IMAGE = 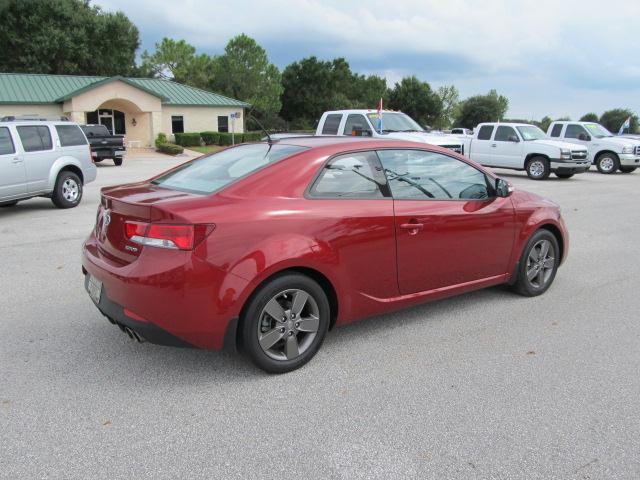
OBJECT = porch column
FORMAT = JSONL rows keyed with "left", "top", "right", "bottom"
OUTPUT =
{"left": 150, "top": 111, "right": 162, "bottom": 147}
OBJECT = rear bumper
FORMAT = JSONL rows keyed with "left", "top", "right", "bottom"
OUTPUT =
{"left": 92, "top": 149, "right": 125, "bottom": 160}
{"left": 81, "top": 232, "right": 248, "bottom": 350}
{"left": 84, "top": 164, "right": 98, "bottom": 184}
{"left": 619, "top": 154, "right": 640, "bottom": 167}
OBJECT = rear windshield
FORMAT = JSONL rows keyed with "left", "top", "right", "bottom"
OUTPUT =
{"left": 81, "top": 125, "right": 110, "bottom": 137}
{"left": 152, "top": 143, "right": 308, "bottom": 194}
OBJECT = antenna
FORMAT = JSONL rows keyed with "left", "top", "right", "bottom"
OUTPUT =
{"left": 249, "top": 113, "right": 274, "bottom": 144}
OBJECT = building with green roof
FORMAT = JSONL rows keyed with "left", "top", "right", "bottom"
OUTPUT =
{"left": 0, "top": 73, "right": 250, "bottom": 147}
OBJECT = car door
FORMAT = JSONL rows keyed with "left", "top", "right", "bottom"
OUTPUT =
{"left": 15, "top": 125, "right": 55, "bottom": 193}
{"left": 491, "top": 126, "right": 524, "bottom": 168}
{"left": 469, "top": 125, "right": 495, "bottom": 165}
{"left": 377, "top": 149, "right": 515, "bottom": 295}
{"left": 0, "top": 126, "right": 27, "bottom": 200}
{"left": 564, "top": 124, "right": 593, "bottom": 161}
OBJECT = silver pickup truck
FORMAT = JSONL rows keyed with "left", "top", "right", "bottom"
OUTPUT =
{"left": 0, "top": 118, "right": 96, "bottom": 208}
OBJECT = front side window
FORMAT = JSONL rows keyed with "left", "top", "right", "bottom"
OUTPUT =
{"left": 310, "top": 151, "right": 386, "bottom": 198}
{"left": 565, "top": 124, "right": 588, "bottom": 139}
{"left": 343, "top": 114, "right": 372, "bottom": 137}
{"left": 550, "top": 124, "right": 563, "bottom": 137}
{"left": 494, "top": 126, "right": 518, "bottom": 142}
{"left": 378, "top": 149, "right": 492, "bottom": 200}
{"left": 171, "top": 116, "right": 184, "bottom": 134}
{"left": 55, "top": 125, "right": 87, "bottom": 146}
{"left": 17, "top": 126, "right": 52, "bottom": 152}
{"left": 321, "top": 114, "right": 342, "bottom": 135}
{"left": 152, "top": 143, "right": 307, "bottom": 194}
{"left": 0, "top": 127, "right": 15, "bottom": 155}
{"left": 477, "top": 125, "right": 494, "bottom": 140}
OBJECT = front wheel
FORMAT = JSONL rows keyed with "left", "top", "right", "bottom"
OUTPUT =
{"left": 526, "top": 156, "right": 550, "bottom": 180}
{"left": 511, "top": 229, "right": 560, "bottom": 297}
{"left": 555, "top": 173, "right": 574, "bottom": 179}
{"left": 241, "top": 273, "right": 330, "bottom": 373}
{"left": 619, "top": 166, "right": 636, "bottom": 173}
{"left": 51, "top": 171, "right": 83, "bottom": 209}
{"left": 596, "top": 153, "right": 619, "bottom": 174}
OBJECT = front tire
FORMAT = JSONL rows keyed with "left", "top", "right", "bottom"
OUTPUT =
{"left": 596, "top": 153, "right": 619, "bottom": 174}
{"left": 526, "top": 156, "right": 550, "bottom": 180}
{"left": 619, "top": 166, "right": 636, "bottom": 173}
{"left": 241, "top": 273, "right": 330, "bottom": 373}
{"left": 511, "top": 229, "right": 560, "bottom": 297}
{"left": 51, "top": 171, "right": 83, "bottom": 209}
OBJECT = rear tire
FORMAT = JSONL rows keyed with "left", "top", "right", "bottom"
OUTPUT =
{"left": 51, "top": 171, "right": 83, "bottom": 209}
{"left": 114, "top": 158, "right": 123, "bottom": 166}
{"left": 619, "top": 166, "right": 636, "bottom": 173}
{"left": 241, "top": 273, "right": 330, "bottom": 373}
{"left": 596, "top": 153, "right": 619, "bottom": 174}
{"left": 526, "top": 156, "right": 550, "bottom": 180}
{"left": 555, "top": 173, "right": 574, "bottom": 179}
{"left": 0, "top": 201, "right": 18, "bottom": 207}
{"left": 511, "top": 229, "right": 560, "bottom": 297}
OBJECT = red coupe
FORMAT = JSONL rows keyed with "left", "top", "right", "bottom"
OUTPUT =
{"left": 82, "top": 137, "right": 568, "bottom": 373}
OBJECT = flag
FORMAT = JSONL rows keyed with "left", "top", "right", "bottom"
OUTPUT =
{"left": 376, "top": 98, "right": 383, "bottom": 132}
{"left": 618, "top": 116, "right": 631, "bottom": 134}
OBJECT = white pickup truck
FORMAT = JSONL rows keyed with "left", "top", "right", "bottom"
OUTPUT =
{"left": 315, "top": 110, "right": 465, "bottom": 155}
{"left": 462, "top": 122, "right": 590, "bottom": 180}
{"left": 547, "top": 121, "right": 640, "bottom": 174}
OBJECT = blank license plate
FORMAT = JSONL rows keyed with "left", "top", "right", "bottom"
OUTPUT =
{"left": 87, "top": 275, "right": 103, "bottom": 305}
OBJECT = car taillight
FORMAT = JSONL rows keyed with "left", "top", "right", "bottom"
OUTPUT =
{"left": 89, "top": 144, "right": 95, "bottom": 162}
{"left": 124, "top": 221, "right": 214, "bottom": 250}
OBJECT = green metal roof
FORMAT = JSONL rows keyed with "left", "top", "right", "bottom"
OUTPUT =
{"left": 0, "top": 73, "right": 250, "bottom": 107}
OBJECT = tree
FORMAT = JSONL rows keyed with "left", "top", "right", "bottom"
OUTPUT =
{"left": 0, "top": 0, "right": 139, "bottom": 75}
{"left": 599, "top": 108, "right": 638, "bottom": 134}
{"left": 455, "top": 90, "right": 509, "bottom": 129}
{"left": 280, "top": 56, "right": 356, "bottom": 129}
{"left": 580, "top": 112, "right": 599, "bottom": 122}
{"left": 538, "top": 116, "right": 552, "bottom": 132}
{"left": 436, "top": 85, "right": 460, "bottom": 130}
{"left": 351, "top": 74, "right": 389, "bottom": 110}
{"left": 388, "top": 76, "right": 443, "bottom": 129}
{"left": 140, "top": 38, "right": 198, "bottom": 82}
{"left": 210, "top": 34, "right": 283, "bottom": 126}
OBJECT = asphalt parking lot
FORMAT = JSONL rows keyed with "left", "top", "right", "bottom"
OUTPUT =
{"left": 1, "top": 154, "right": 639, "bottom": 480}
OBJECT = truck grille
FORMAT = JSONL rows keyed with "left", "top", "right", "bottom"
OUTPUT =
{"left": 571, "top": 150, "right": 588, "bottom": 160}
{"left": 636, "top": 146, "right": 640, "bottom": 156}
{"left": 443, "top": 145, "right": 464, "bottom": 155}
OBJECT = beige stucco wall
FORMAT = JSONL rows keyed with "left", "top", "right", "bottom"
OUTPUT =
{"left": 62, "top": 80, "right": 162, "bottom": 113}
{"left": 161, "top": 106, "right": 245, "bottom": 140}
{"left": 0, "top": 104, "right": 63, "bottom": 118}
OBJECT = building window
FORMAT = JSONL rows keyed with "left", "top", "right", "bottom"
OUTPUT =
{"left": 171, "top": 116, "right": 184, "bottom": 134}
{"left": 218, "top": 116, "right": 229, "bottom": 133}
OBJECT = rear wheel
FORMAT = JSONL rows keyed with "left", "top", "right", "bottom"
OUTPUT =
{"left": 114, "top": 158, "right": 123, "bottom": 166}
{"left": 511, "top": 229, "right": 560, "bottom": 297}
{"left": 555, "top": 173, "right": 574, "bottom": 179}
{"left": 241, "top": 273, "right": 330, "bottom": 373}
{"left": 526, "top": 156, "right": 550, "bottom": 180}
{"left": 596, "top": 153, "right": 619, "bottom": 174}
{"left": 51, "top": 171, "right": 83, "bottom": 209}
{"left": 619, "top": 166, "right": 636, "bottom": 173}
{"left": 0, "top": 201, "right": 18, "bottom": 207}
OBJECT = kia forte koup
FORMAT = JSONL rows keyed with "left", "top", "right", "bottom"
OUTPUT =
{"left": 82, "top": 137, "right": 568, "bottom": 373}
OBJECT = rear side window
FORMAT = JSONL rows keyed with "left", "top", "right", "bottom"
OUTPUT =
{"left": 309, "top": 151, "right": 386, "bottom": 198}
{"left": 321, "top": 114, "right": 342, "bottom": 135}
{"left": 494, "top": 126, "right": 517, "bottom": 142}
{"left": 550, "top": 124, "right": 563, "bottom": 137}
{"left": 0, "top": 127, "right": 15, "bottom": 155}
{"left": 17, "top": 126, "right": 52, "bottom": 152}
{"left": 152, "top": 143, "right": 307, "bottom": 194}
{"left": 56, "top": 125, "right": 87, "bottom": 146}
{"left": 477, "top": 125, "right": 494, "bottom": 140}
{"left": 343, "top": 114, "right": 372, "bottom": 137}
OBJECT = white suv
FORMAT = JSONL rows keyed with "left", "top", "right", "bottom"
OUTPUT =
{"left": 0, "top": 118, "right": 96, "bottom": 208}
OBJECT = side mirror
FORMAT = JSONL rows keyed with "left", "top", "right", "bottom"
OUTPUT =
{"left": 508, "top": 135, "right": 520, "bottom": 143}
{"left": 495, "top": 178, "right": 513, "bottom": 197}
{"left": 578, "top": 133, "right": 591, "bottom": 141}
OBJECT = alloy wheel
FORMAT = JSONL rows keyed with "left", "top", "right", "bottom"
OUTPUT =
{"left": 529, "top": 160, "right": 545, "bottom": 178}
{"left": 526, "top": 239, "right": 555, "bottom": 288}
{"left": 257, "top": 289, "right": 320, "bottom": 361}
{"left": 599, "top": 156, "right": 615, "bottom": 173}
{"left": 62, "top": 178, "right": 80, "bottom": 202}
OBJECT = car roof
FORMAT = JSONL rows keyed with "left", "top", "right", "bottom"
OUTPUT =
{"left": 0, "top": 120, "right": 78, "bottom": 126}
{"left": 323, "top": 109, "right": 405, "bottom": 116}
{"left": 478, "top": 122, "right": 535, "bottom": 128}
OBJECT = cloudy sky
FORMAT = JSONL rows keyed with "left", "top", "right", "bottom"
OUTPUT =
{"left": 98, "top": 0, "right": 639, "bottom": 121}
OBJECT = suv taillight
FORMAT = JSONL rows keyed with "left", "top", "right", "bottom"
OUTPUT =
{"left": 89, "top": 144, "right": 95, "bottom": 162}
{"left": 125, "top": 222, "right": 215, "bottom": 250}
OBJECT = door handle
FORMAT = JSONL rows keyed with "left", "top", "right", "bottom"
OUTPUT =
{"left": 400, "top": 223, "right": 424, "bottom": 235}
{"left": 491, "top": 143, "right": 497, "bottom": 147}
{"left": 11, "top": 157, "right": 23, "bottom": 164}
